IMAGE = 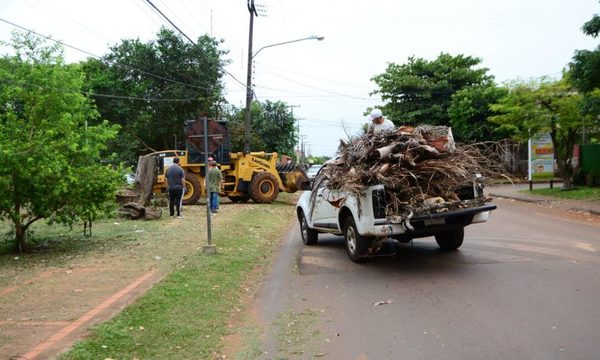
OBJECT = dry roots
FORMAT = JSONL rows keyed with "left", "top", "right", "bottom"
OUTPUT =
{"left": 320, "top": 125, "right": 504, "bottom": 217}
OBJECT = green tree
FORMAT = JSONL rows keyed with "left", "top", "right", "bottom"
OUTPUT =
{"left": 82, "top": 28, "right": 228, "bottom": 165}
{"left": 581, "top": 13, "right": 600, "bottom": 38}
{"left": 448, "top": 84, "right": 509, "bottom": 142}
{"left": 371, "top": 53, "right": 493, "bottom": 126}
{"left": 569, "top": 8, "right": 600, "bottom": 142}
{"left": 0, "top": 32, "right": 123, "bottom": 252}
{"left": 490, "top": 79, "right": 592, "bottom": 188}
{"left": 569, "top": 47, "right": 600, "bottom": 93}
{"left": 306, "top": 155, "right": 332, "bottom": 165}
{"left": 228, "top": 100, "right": 298, "bottom": 156}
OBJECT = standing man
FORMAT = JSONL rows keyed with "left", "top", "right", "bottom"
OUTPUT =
{"left": 368, "top": 108, "right": 395, "bottom": 134}
{"left": 166, "top": 157, "right": 185, "bottom": 218}
{"left": 208, "top": 156, "right": 220, "bottom": 210}
{"left": 208, "top": 160, "right": 222, "bottom": 214}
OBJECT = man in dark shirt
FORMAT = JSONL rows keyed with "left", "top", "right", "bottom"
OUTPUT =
{"left": 166, "top": 157, "right": 185, "bottom": 217}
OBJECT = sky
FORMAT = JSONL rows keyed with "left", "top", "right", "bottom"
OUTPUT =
{"left": 1, "top": 0, "right": 599, "bottom": 157}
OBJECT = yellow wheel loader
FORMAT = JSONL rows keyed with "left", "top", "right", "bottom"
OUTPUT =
{"left": 150, "top": 118, "right": 307, "bottom": 205}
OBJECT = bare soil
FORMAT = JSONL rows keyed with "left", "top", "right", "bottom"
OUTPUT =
{"left": 0, "top": 202, "right": 245, "bottom": 360}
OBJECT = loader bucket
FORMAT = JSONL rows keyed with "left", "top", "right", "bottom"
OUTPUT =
{"left": 276, "top": 164, "right": 309, "bottom": 193}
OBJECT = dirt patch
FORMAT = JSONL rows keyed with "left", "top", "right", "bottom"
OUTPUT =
{"left": 0, "top": 202, "right": 243, "bottom": 359}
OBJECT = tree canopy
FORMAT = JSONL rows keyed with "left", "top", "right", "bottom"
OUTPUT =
{"left": 489, "top": 79, "right": 592, "bottom": 187}
{"left": 448, "top": 84, "right": 509, "bottom": 142}
{"left": 569, "top": 10, "right": 600, "bottom": 94}
{"left": 82, "top": 28, "right": 228, "bottom": 165}
{"left": 371, "top": 53, "right": 493, "bottom": 127}
{"left": 0, "top": 32, "right": 123, "bottom": 252}
{"left": 228, "top": 100, "right": 298, "bottom": 156}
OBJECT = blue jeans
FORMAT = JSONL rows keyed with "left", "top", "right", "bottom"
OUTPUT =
{"left": 210, "top": 192, "right": 219, "bottom": 213}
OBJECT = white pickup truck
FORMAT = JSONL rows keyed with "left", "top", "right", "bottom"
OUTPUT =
{"left": 296, "top": 165, "right": 496, "bottom": 262}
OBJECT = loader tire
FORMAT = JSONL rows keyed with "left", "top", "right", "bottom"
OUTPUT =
{"left": 249, "top": 172, "right": 279, "bottom": 204}
{"left": 182, "top": 172, "right": 201, "bottom": 205}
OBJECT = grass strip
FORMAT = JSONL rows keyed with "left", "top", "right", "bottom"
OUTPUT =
{"left": 522, "top": 187, "right": 600, "bottom": 201}
{"left": 59, "top": 197, "right": 296, "bottom": 359}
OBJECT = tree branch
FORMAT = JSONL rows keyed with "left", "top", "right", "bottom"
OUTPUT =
{"left": 24, "top": 216, "right": 43, "bottom": 229}
{"left": 124, "top": 127, "right": 157, "bottom": 152}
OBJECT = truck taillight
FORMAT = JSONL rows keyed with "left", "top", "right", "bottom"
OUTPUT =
{"left": 372, "top": 189, "right": 387, "bottom": 219}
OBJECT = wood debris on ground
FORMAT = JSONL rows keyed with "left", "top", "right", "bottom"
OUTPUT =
{"left": 319, "top": 125, "right": 505, "bottom": 218}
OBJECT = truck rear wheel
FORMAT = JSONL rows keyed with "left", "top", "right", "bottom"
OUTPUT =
{"left": 344, "top": 216, "right": 370, "bottom": 263}
{"left": 435, "top": 228, "right": 464, "bottom": 250}
{"left": 182, "top": 172, "right": 200, "bottom": 205}
{"left": 249, "top": 172, "right": 279, "bottom": 204}
{"left": 299, "top": 210, "right": 318, "bottom": 245}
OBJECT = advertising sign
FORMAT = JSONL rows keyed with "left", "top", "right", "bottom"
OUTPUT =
{"left": 528, "top": 133, "right": 555, "bottom": 181}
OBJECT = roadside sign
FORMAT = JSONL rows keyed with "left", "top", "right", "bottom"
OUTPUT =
{"left": 528, "top": 133, "right": 555, "bottom": 181}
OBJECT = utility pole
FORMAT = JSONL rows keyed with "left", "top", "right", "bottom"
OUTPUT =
{"left": 243, "top": 0, "right": 257, "bottom": 154}
{"left": 289, "top": 105, "right": 301, "bottom": 160}
{"left": 300, "top": 135, "right": 308, "bottom": 163}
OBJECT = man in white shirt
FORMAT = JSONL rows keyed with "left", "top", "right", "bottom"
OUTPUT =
{"left": 368, "top": 108, "right": 395, "bottom": 134}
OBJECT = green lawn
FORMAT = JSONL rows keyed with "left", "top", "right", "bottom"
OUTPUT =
{"left": 523, "top": 187, "right": 600, "bottom": 201}
{"left": 56, "top": 195, "right": 297, "bottom": 360}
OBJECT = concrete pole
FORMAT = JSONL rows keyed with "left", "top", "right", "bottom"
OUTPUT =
{"left": 202, "top": 116, "right": 216, "bottom": 255}
{"left": 243, "top": 0, "right": 256, "bottom": 154}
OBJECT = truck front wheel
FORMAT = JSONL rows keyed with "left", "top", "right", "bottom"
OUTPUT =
{"left": 344, "top": 216, "right": 370, "bottom": 263}
{"left": 299, "top": 210, "right": 318, "bottom": 245}
{"left": 435, "top": 228, "right": 464, "bottom": 250}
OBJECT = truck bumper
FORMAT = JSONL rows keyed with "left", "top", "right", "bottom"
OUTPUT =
{"left": 370, "top": 204, "right": 497, "bottom": 240}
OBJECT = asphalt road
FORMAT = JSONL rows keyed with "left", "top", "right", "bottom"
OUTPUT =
{"left": 252, "top": 198, "right": 600, "bottom": 360}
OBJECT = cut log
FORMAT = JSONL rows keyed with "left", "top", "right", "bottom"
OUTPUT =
{"left": 119, "top": 202, "right": 162, "bottom": 220}
{"left": 379, "top": 163, "right": 391, "bottom": 175}
{"left": 143, "top": 207, "right": 162, "bottom": 220}
{"left": 135, "top": 155, "right": 158, "bottom": 206}
{"left": 370, "top": 143, "right": 406, "bottom": 160}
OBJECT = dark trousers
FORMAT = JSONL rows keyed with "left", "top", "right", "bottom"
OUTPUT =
{"left": 169, "top": 188, "right": 183, "bottom": 216}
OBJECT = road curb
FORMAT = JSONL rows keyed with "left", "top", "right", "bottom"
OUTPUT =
{"left": 489, "top": 193, "right": 548, "bottom": 204}
{"left": 490, "top": 193, "right": 600, "bottom": 217}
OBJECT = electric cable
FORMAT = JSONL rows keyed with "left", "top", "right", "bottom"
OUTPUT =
{"left": 143, "top": 0, "right": 250, "bottom": 92}
{"left": 0, "top": 78, "right": 202, "bottom": 102}
{"left": 0, "top": 17, "right": 220, "bottom": 92}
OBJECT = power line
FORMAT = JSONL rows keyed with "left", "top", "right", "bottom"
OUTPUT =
{"left": 261, "top": 72, "right": 379, "bottom": 101}
{"left": 0, "top": 17, "right": 219, "bottom": 92}
{"left": 23, "top": 0, "right": 114, "bottom": 43}
{"left": 129, "top": 0, "right": 163, "bottom": 27}
{"left": 262, "top": 63, "right": 375, "bottom": 90}
{"left": 143, "top": 0, "right": 250, "bottom": 92}
{"left": 0, "top": 78, "right": 202, "bottom": 102}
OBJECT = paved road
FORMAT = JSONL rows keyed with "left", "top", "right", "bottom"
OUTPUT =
{"left": 251, "top": 198, "right": 600, "bottom": 360}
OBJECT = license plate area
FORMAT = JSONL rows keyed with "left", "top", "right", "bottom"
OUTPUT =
{"left": 424, "top": 217, "right": 445, "bottom": 226}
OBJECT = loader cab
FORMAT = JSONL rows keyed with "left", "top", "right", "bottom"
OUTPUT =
{"left": 184, "top": 119, "right": 232, "bottom": 165}
{"left": 156, "top": 151, "right": 187, "bottom": 175}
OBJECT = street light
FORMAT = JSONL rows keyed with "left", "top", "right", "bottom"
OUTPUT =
{"left": 252, "top": 35, "right": 325, "bottom": 58}
{"left": 243, "top": 1, "right": 324, "bottom": 153}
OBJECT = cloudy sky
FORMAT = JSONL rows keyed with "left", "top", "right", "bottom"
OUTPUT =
{"left": 1, "top": 0, "right": 598, "bottom": 156}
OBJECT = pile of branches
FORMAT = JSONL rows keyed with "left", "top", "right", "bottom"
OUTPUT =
{"left": 322, "top": 125, "right": 504, "bottom": 217}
